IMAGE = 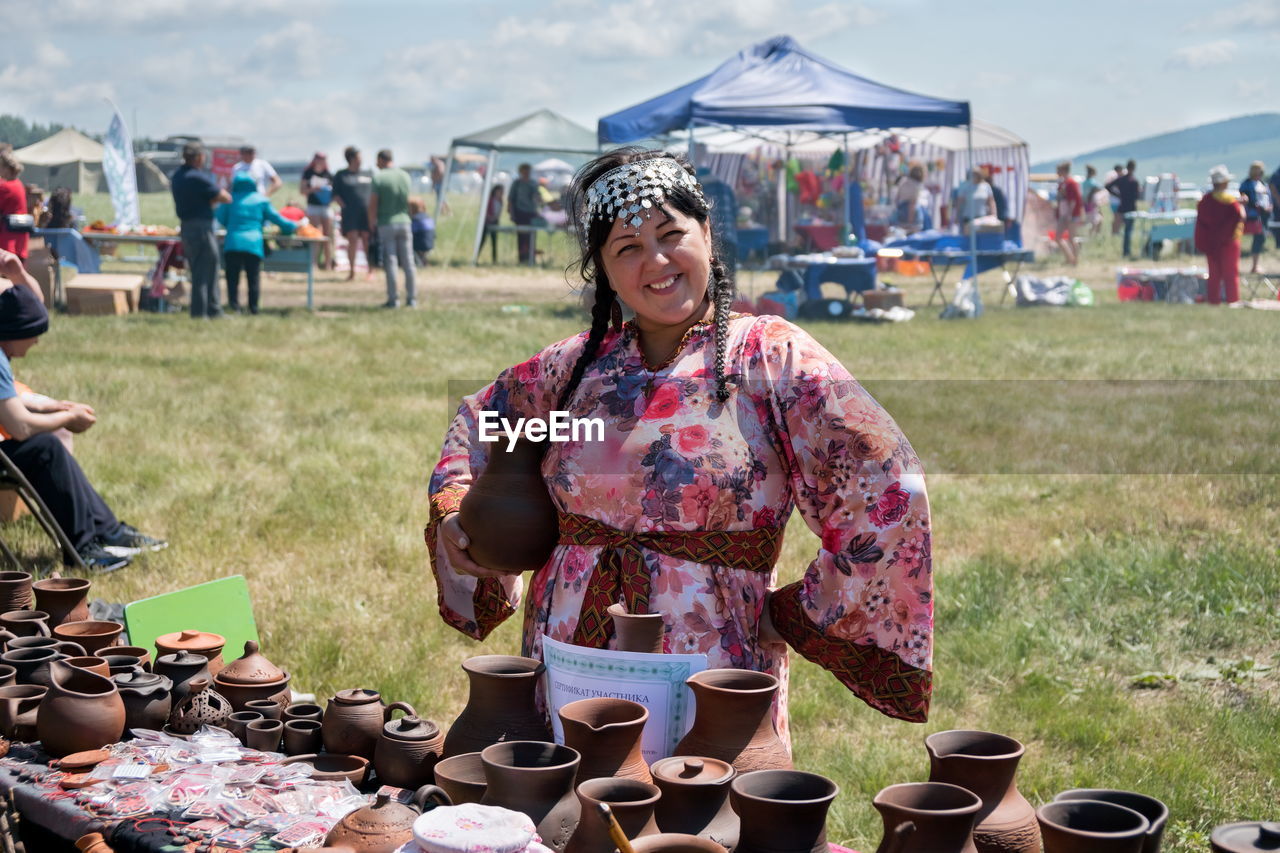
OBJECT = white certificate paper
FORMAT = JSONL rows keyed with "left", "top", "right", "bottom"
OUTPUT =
{"left": 541, "top": 636, "right": 708, "bottom": 764}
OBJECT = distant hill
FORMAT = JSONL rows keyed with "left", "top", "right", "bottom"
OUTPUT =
{"left": 1032, "top": 113, "right": 1280, "bottom": 183}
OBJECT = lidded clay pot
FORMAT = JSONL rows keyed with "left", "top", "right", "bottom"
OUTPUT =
{"left": 36, "top": 659, "right": 126, "bottom": 757}
{"left": 212, "top": 641, "right": 291, "bottom": 713}
{"left": 154, "top": 630, "right": 226, "bottom": 676}
{"left": 926, "top": 730, "right": 1039, "bottom": 853}
{"left": 731, "top": 770, "right": 838, "bottom": 853}
{"left": 373, "top": 704, "right": 445, "bottom": 790}
{"left": 322, "top": 688, "right": 415, "bottom": 760}
{"left": 1211, "top": 822, "right": 1280, "bottom": 853}
{"left": 873, "top": 782, "right": 981, "bottom": 853}
{"left": 167, "top": 678, "right": 233, "bottom": 734}
{"left": 1054, "top": 789, "right": 1168, "bottom": 853}
{"left": 323, "top": 786, "right": 452, "bottom": 853}
{"left": 650, "top": 757, "right": 739, "bottom": 849}
{"left": 559, "top": 697, "right": 651, "bottom": 783}
{"left": 442, "top": 655, "right": 552, "bottom": 758}
{"left": 31, "top": 575, "right": 90, "bottom": 628}
{"left": 153, "top": 651, "right": 212, "bottom": 704}
{"left": 565, "top": 777, "right": 661, "bottom": 853}
{"left": 481, "top": 740, "right": 583, "bottom": 853}
{"left": 113, "top": 671, "right": 173, "bottom": 733}
{"left": 608, "top": 602, "right": 665, "bottom": 653}
{"left": 1036, "top": 800, "right": 1149, "bottom": 853}
{"left": 457, "top": 437, "right": 557, "bottom": 574}
{"left": 673, "top": 669, "right": 791, "bottom": 772}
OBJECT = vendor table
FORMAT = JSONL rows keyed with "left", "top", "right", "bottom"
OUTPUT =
{"left": 736, "top": 227, "right": 769, "bottom": 265}
{"left": 900, "top": 248, "right": 1036, "bottom": 306}
{"left": 790, "top": 257, "right": 878, "bottom": 302}
{"left": 1124, "top": 210, "right": 1196, "bottom": 259}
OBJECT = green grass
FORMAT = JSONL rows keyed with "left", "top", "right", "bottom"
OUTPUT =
{"left": 19, "top": 209, "right": 1280, "bottom": 851}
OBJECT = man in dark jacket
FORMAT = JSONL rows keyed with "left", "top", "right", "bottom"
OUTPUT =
{"left": 1106, "top": 160, "right": 1141, "bottom": 258}
{"left": 170, "top": 143, "right": 230, "bottom": 318}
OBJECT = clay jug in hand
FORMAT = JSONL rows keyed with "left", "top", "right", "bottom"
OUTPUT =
{"left": 873, "top": 783, "right": 981, "bottom": 853}
{"left": 559, "top": 697, "right": 651, "bottom": 783}
{"left": 731, "top": 770, "right": 838, "bottom": 853}
{"left": 442, "top": 655, "right": 552, "bottom": 757}
{"left": 36, "top": 659, "right": 126, "bottom": 757}
{"left": 608, "top": 602, "right": 665, "bottom": 654}
{"left": 457, "top": 436, "right": 557, "bottom": 574}
{"left": 926, "top": 730, "right": 1040, "bottom": 853}
{"left": 673, "top": 669, "right": 791, "bottom": 772}
{"left": 481, "top": 741, "right": 582, "bottom": 853}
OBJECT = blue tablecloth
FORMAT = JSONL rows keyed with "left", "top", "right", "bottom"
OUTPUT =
{"left": 800, "top": 258, "right": 877, "bottom": 299}
{"left": 33, "top": 228, "right": 101, "bottom": 273}
{"left": 736, "top": 227, "right": 769, "bottom": 261}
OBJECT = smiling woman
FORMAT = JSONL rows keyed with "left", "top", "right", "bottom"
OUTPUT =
{"left": 425, "top": 149, "right": 934, "bottom": 749}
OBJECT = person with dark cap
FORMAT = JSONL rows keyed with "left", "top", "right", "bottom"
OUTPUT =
{"left": 0, "top": 249, "right": 166, "bottom": 571}
{"left": 171, "top": 143, "right": 231, "bottom": 318}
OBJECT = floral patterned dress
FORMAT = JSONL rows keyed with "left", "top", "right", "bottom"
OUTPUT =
{"left": 426, "top": 314, "right": 933, "bottom": 746}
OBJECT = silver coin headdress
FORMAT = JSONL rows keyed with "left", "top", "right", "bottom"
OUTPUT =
{"left": 580, "top": 157, "right": 707, "bottom": 237}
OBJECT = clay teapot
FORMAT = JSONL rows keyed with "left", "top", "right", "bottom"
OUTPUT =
{"left": 566, "top": 777, "right": 661, "bottom": 853}
{"left": 559, "top": 697, "right": 651, "bottom": 783}
{"left": 608, "top": 602, "right": 665, "bottom": 653}
{"left": 650, "top": 757, "right": 738, "bottom": 849}
{"left": 373, "top": 705, "right": 445, "bottom": 790}
{"left": 167, "top": 678, "right": 233, "bottom": 734}
{"left": 926, "top": 730, "right": 1039, "bottom": 853}
{"left": 212, "top": 640, "right": 291, "bottom": 713}
{"left": 0, "top": 684, "right": 46, "bottom": 740}
{"left": 31, "top": 575, "right": 90, "bottom": 628}
{"left": 1211, "top": 822, "right": 1280, "bottom": 852}
{"left": 323, "top": 786, "right": 451, "bottom": 853}
{"left": 481, "top": 740, "right": 582, "bottom": 853}
{"left": 153, "top": 651, "right": 212, "bottom": 704}
{"left": 673, "top": 669, "right": 791, "bottom": 772}
{"left": 114, "top": 671, "right": 173, "bottom": 733}
{"left": 0, "top": 571, "right": 32, "bottom": 613}
{"left": 1054, "top": 789, "right": 1168, "bottom": 853}
{"left": 154, "top": 629, "right": 226, "bottom": 676}
{"left": 873, "top": 782, "right": 981, "bottom": 853}
{"left": 1036, "top": 800, "right": 1149, "bottom": 853}
{"left": 323, "top": 689, "right": 415, "bottom": 760}
{"left": 731, "top": 770, "right": 838, "bottom": 853}
{"left": 442, "top": 655, "right": 553, "bottom": 758}
{"left": 457, "top": 437, "right": 557, "bottom": 574}
{"left": 36, "top": 659, "right": 126, "bottom": 757}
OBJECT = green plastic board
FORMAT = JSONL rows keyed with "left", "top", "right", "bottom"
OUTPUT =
{"left": 124, "top": 575, "right": 259, "bottom": 661}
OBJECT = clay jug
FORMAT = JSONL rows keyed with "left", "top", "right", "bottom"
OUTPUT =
{"left": 0, "top": 664, "right": 14, "bottom": 688}
{"left": 7, "top": 636, "right": 83, "bottom": 655}
{"left": 322, "top": 688, "right": 415, "bottom": 760}
{"left": 731, "top": 770, "right": 837, "bottom": 853}
{"left": 153, "top": 651, "right": 212, "bottom": 705}
{"left": 373, "top": 704, "right": 445, "bottom": 790}
{"left": 1211, "top": 822, "right": 1280, "bottom": 852}
{"left": 630, "top": 835, "right": 727, "bottom": 853}
{"left": 457, "top": 437, "right": 557, "bottom": 574}
{"left": 608, "top": 602, "right": 665, "bottom": 653}
{"left": 481, "top": 740, "right": 582, "bottom": 853}
{"left": 442, "top": 655, "right": 552, "bottom": 757}
{"left": 2, "top": 646, "right": 67, "bottom": 688}
{"left": 434, "top": 751, "right": 488, "bottom": 805}
{"left": 1036, "top": 800, "right": 1149, "bottom": 853}
{"left": 0, "top": 610, "right": 49, "bottom": 638}
{"left": 559, "top": 697, "right": 651, "bottom": 783}
{"left": 673, "top": 669, "right": 791, "bottom": 772}
{"left": 36, "top": 659, "right": 126, "bottom": 757}
{"left": 0, "top": 571, "right": 33, "bottom": 613}
{"left": 1054, "top": 790, "right": 1168, "bottom": 853}
{"left": 926, "top": 730, "right": 1040, "bottom": 853}
{"left": 114, "top": 671, "right": 173, "bottom": 732}
{"left": 566, "top": 777, "right": 661, "bottom": 853}
{"left": 0, "top": 684, "right": 46, "bottom": 740}
{"left": 650, "top": 757, "right": 739, "bottom": 849}
{"left": 31, "top": 576, "right": 90, "bottom": 628}
{"left": 873, "top": 783, "right": 981, "bottom": 853}
{"left": 324, "top": 787, "right": 452, "bottom": 853}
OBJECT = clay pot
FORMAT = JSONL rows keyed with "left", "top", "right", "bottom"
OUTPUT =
{"left": 481, "top": 740, "right": 583, "bottom": 853}
{"left": 52, "top": 620, "right": 123, "bottom": 655}
{"left": 1055, "top": 789, "right": 1168, "bottom": 853}
{"left": 246, "top": 718, "right": 283, "bottom": 752}
{"left": 1036, "top": 800, "right": 1149, "bottom": 853}
{"left": 246, "top": 697, "right": 285, "bottom": 720}
{"left": 872, "top": 782, "right": 982, "bottom": 853}
{"left": 926, "top": 730, "right": 1040, "bottom": 853}
{"left": 284, "top": 719, "right": 323, "bottom": 756}
{"left": 0, "top": 665, "right": 14, "bottom": 688}
{"left": 434, "top": 751, "right": 488, "bottom": 805}
{"left": 457, "top": 437, "right": 557, "bottom": 574}
{"left": 566, "top": 777, "right": 661, "bottom": 853}
{"left": 103, "top": 655, "right": 144, "bottom": 678}
{"left": 7, "top": 636, "right": 83, "bottom": 655}
{"left": 1211, "top": 822, "right": 1280, "bottom": 852}
{"left": 283, "top": 702, "right": 323, "bottom": 723}
{"left": 167, "top": 678, "right": 233, "bottom": 733}
{"left": 673, "top": 669, "right": 791, "bottom": 772}
{"left": 212, "top": 640, "right": 291, "bottom": 713}
{"left": 99, "top": 646, "right": 151, "bottom": 672}
{"left": 0, "top": 684, "right": 46, "bottom": 740}
{"left": 113, "top": 671, "right": 172, "bottom": 733}
{"left": 0, "top": 610, "right": 50, "bottom": 638}
{"left": 281, "top": 753, "right": 370, "bottom": 785}
{"left": 64, "top": 656, "right": 111, "bottom": 678}
{"left": 322, "top": 689, "right": 416, "bottom": 760}
{"left": 36, "top": 659, "right": 126, "bottom": 757}
{"left": 559, "top": 697, "right": 651, "bottom": 783}
{"left": 650, "top": 757, "right": 739, "bottom": 848}
{"left": 153, "top": 652, "right": 212, "bottom": 705}
{"left": 31, "top": 576, "right": 90, "bottom": 628}
{"left": 442, "top": 655, "right": 553, "bottom": 758}
{"left": 608, "top": 602, "right": 665, "bottom": 653}
{"left": 154, "top": 630, "right": 226, "bottom": 676}
{"left": 0, "top": 572, "right": 32, "bottom": 613}
{"left": 630, "top": 835, "right": 727, "bottom": 853}
{"left": 0, "top": 629, "right": 14, "bottom": 651}
{"left": 373, "top": 704, "right": 445, "bottom": 790}
{"left": 2, "top": 647, "right": 68, "bottom": 688}
{"left": 324, "top": 787, "right": 452, "bottom": 853}
{"left": 227, "top": 710, "right": 263, "bottom": 745}
{"left": 75, "top": 831, "right": 114, "bottom": 853}
{"left": 731, "top": 770, "right": 837, "bottom": 853}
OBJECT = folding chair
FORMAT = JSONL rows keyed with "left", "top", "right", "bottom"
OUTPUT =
{"left": 0, "top": 447, "right": 85, "bottom": 571}
{"left": 1241, "top": 273, "right": 1278, "bottom": 300}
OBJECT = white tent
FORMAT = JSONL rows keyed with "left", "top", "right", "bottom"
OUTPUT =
{"left": 15, "top": 128, "right": 105, "bottom": 192}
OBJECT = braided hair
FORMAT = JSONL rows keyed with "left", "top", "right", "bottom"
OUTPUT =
{"left": 560, "top": 148, "right": 736, "bottom": 410}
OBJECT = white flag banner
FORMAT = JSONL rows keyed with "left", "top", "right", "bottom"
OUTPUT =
{"left": 103, "top": 110, "right": 140, "bottom": 229}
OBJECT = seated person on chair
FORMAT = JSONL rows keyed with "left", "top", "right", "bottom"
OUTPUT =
{"left": 0, "top": 248, "right": 166, "bottom": 572}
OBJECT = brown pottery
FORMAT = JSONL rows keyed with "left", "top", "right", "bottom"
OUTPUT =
{"left": 228, "top": 710, "right": 264, "bottom": 745}
{"left": 324, "top": 787, "right": 452, "bottom": 853}
{"left": 442, "top": 655, "right": 553, "bottom": 757}
{"left": 565, "top": 777, "right": 661, "bottom": 853}
{"left": 559, "top": 697, "right": 651, "bottom": 783}
{"left": 0, "top": 684, "right": 46, "bottom": 740}
{"left": 673, "top": 669, "right": 791, "bottom": 772}
{"left": 281, "top": 752, "right": 370, "bottom": 785}
{"left": 99, "top": 646, "right": 151, "bottom": 672}
{"left": 31, "top": 576, "right": 90, "bottom": 628}
{"left": 322, "top": 688, "right": 415, "bottom": 760}
{"left": 154, "top": 629, "right": 226, "bottom": 676}
{"left": 873, "top": 782, "right": 982, "bottom": 853}
{"left": 36, "top": 659, "right": 126, "bottom": 757}
{"left": 0, "top": 572, "right": 33, "bottom": 613}
{"left": 7, "top": 635, "right": 82, "bottom": 655}
{"left": 730, "top": 770, "right": 837, "bottom": 853}
{"left": 284, "top": 719, "right": 323, "bottom": 756}
{"left": 0, "top": 665, "right": 14, "bottom": 688}
{"left": 246, "top": 718, "right": 283, "bottom": 752}
{"left": 52, "top": 620, "right": 123, "bottom": 655}
{"left": 246, "top": 697, "right": 284, "bottom": 719}
{"left": 167, "top": 678, "right": 233, "bottom": 733}
{"left": 926, "top": 730, "right": 1040, "bottom": 853}
{"left": 113, "top": 671, "right": 172, "bottom": 732}
{"left": 457, "top": 437, "right": 557, "bottom": 574}
{"left": 153, "top": 651, "right": 212, "bottom": 704}
{"left": 1, "top": 610, "right": 49, "bottom": 638}
{"left": 103, "top": 655, "right": 143, "bottom": 677}
{"left": 1054, "top": 789, "right": 1168, "bottom": 853}
{"left": 481, "top": 740, "right": 583, "bottom": 853}
{"left": 211, "top": 640, "right": 291, "bottom": 713}
{"left": 2, "top": 647, "right": 67, "bottom": 688}
{"left": 283, "top": 702, "right": 323, "bottom": 723}
{"left": 1211, "top": 822, "right": 1280, "bottom": 852}
{"left": 373, "top": 703, "right": 445, "bottom": 789}
{"left": 650, "top": 757, "right": 739, "bottom": 849}
{"left": 434, "top": 751, "right": 488, "bottom": 804}
{"left": 608, "top": 602, "right": 665, "bottom": 653}
{"left": 64, "top": 656, "right": 111, "bottom": 678}
{"left": 630, "top": 835, "right": 727, "bottom": 853}
{"left": 1036, "top": 800, "right": 1149, "bottom": 853}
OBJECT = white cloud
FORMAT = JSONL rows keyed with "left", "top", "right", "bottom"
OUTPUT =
{"left": 36, "top": 0, "right": 308, "bottom": 30}
{"left": 1166, "top": 39, "right": 1238, "bottom": 69}
{"left": 35, "top": 42, "right": 70, "bottom": 69}
{"left": 1183, "top": 0, "right": 1280, "bottom": 33}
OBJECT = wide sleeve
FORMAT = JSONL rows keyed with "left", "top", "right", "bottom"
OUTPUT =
{"left": 264, "top": 203, "right": 296, "bottom": 234}
{"left": 753, "top": 318, "right": 933, "bottom": 722}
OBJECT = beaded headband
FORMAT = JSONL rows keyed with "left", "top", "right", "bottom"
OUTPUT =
{"left": 580, "top": 157, "right": 707, "bottom": 236}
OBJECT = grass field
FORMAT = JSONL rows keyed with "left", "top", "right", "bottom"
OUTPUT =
{"left": 19, "top": 197, "right": 1280, "bottom": 851}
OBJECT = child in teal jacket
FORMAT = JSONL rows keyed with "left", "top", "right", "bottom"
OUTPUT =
{"left": 215, "top": 172, "right": 296, "bottom": 314}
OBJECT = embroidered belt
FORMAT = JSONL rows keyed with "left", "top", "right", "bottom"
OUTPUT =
{"left": 558, "top": 512, "right": 784, "bottom": 649}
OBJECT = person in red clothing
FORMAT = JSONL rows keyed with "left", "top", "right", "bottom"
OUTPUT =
{"left": 0, "top": 150, "right": 29, "bottom": 261}
{"left": 1194, "top": 165, "right": 1244, "bottom": 305}
{"left": 1054, "top": 161, "right": 1082, "bottom": 266}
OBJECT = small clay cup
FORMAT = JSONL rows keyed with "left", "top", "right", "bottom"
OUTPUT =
{"left": 282, "top": 702, "right": 323, "bottom": 723}
{"left": 227, "top": 711, "right": 264, "bottom": 746}
{"left": 0, "top": 610, "right": 50, "bottom": 638}
{"left": 52, "top": 620, "right": 124, "bottom": 655}
{"left": 1054, "top": 790, "right": 1168, "bottom": 853}
{"left": 99, "top": 646, "right": 151, "bottom": 672}
{"left": 1037, "top": 800, "right": 1149, "bottom": 853}
{"left": 0, "top": 572, "right": 33, "bottom": 613}
{"left": 284, "top": 719, "right": 323, "bottom": 756}
{"left": 434, "top": 751, "right": 488, "bottom": 805}
{"left": 245, "top": 698, "right": 283, "bottom": 721}
{"left": 0, "top": 665, "right": 14, "bottom": 688}
{"left": 63, "top": 656, "right": 111, "bottom": 678}
{"left": 245, "top": 718, "right": 283, "bottom": 752}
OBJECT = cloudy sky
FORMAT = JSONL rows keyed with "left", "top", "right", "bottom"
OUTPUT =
{"left": 7, "top": 0, "right": 1277, "bottom": 163}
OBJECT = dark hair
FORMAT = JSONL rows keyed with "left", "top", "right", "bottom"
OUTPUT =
{"left": 344, "top": 145, "right": 359, "bottom": 163}
{"left": 46, "top": 187, "right": 74, "bottom": 229}
{"left": 182, "top": 142, "right": 204, "bottom": 164}
{"left": 240, "top": 145, "right": 255, "bottom": 155}
{"left": 1126, "top": 159, "right": 1136, "bottom": 172}
{"left": 558, "top": 148, "right": 735, "bottom": 410}
{"left": 377, "top": 149, "right": 393, "bottom": 162}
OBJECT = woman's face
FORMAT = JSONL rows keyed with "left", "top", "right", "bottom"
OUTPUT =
{"left": 598, "top": 205, "right": 711, "bottom": 332}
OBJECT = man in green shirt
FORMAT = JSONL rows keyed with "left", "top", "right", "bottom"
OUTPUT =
{"left": 367, "top": 149, "right": 416, "bottom": 308}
